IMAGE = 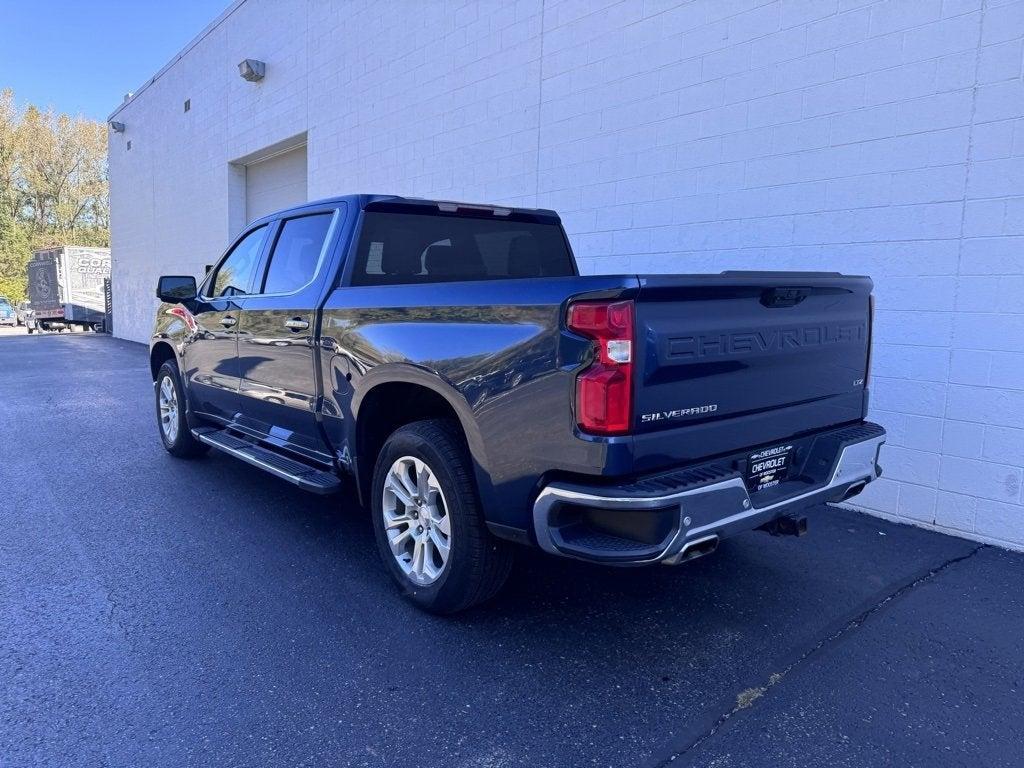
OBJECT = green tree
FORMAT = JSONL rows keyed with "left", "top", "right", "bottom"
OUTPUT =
{"left": 0, "top": 214, "right": 30, "bottom": 302}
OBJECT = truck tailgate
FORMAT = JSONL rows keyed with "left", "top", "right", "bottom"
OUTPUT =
{"left": 631, "top": 272, "right": 872, "bottom": 472}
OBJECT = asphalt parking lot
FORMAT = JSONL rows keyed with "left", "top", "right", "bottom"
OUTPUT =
{"left": 2, "top": 333, "right": 1021, "bottom": 768}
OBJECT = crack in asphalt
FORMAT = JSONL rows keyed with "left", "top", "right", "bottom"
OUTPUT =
{"left": 649, "top": 544, "right": 987, "bottom": 767}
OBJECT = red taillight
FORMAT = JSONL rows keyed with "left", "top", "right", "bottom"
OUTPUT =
{"left": 567, "top": 299, "right": 634, "bottom": 435}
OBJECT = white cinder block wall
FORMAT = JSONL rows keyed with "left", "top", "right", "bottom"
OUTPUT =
{"left": 110, "top": 0, "right": 1024, "bottom": 548}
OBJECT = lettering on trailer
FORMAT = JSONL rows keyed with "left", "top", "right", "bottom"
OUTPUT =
{"left": 73, "top": 255, "right": 111, "bottom": 277}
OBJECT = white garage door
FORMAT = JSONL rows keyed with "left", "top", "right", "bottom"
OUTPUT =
{"left": 245, "top": 144, "right": 308, "bottom": 223}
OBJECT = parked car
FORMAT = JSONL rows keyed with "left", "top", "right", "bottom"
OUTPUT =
{"left": 150, "top": 195, "right": 885, "bottom": 613}
{"left": 0, "top": 299, "right": 16, "bottom": 327}
{"left": 15, "top": 300, "right": 33, "bottom": 327}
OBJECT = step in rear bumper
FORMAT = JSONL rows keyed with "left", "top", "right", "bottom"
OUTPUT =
{"left": 532, "top": 422, "right": 885, "bottom": 566}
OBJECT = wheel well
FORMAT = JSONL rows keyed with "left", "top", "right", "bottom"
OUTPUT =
{"left": 356, "top": 382, "right": 465, "bottom": 496}
{"left": 150, "top": 342, "right": 176, "bottom": 380}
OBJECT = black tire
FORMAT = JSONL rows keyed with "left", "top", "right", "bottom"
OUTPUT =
{"left": 371, "top": 419, "right": 512, "bottom": 614}
{"left": 155, "top": 360, "right": 209, "bottom": 458}
{"left": 27, "top": 326, "right": 33, "bottom": 334}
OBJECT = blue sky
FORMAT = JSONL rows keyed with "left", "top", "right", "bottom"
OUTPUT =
{"left": 1, "top": 0, "right": 229, "bottom": 120}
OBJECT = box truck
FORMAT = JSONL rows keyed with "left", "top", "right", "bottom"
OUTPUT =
{"left": 26, "top": 246, "right": 111, "bottom": 333}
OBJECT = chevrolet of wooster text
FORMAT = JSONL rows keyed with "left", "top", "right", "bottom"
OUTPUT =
{"left": 150, "top": 195, "right": 885, "bottom": 613}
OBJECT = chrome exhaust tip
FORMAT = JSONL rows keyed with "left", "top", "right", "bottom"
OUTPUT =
{"left": 840, "top": 480, "right": 868, "bottom": 501}
{"left": 662, "top": 534, "right": 719, "bottom": 565}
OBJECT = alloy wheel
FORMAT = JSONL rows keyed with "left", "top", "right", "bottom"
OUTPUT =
{"left": 158, "top": 376, "right": 179, "bottom": 443}
{"left": 382, "top": 456, "right": 452, "bottom": 585}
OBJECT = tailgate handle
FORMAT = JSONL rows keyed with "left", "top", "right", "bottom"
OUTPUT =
{"left": 761, "top": 287, "right": 810, "bottom": 308}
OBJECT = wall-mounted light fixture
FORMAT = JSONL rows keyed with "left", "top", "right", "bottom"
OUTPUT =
{"left": 109, "top": 121, "right": 126, "bottom": 133}
{"left": 238, "top": 59, "right": 266, "bottom": 82}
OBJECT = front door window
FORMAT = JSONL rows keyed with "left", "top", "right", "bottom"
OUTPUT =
{"left": 210, "top": 225, "right": 268, "bottom": 297}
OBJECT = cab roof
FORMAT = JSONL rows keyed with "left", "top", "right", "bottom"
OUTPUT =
{"left": 249, "top": 195, "right": 561, "bottom": 227}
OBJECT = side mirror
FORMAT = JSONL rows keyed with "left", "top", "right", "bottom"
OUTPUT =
{"left": 156, "top": 275, "right": 197, "bottom": 302}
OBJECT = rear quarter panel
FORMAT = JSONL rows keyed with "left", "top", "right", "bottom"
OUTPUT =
{"left": 318, "top": 275, "right": 638, "bottom": 530}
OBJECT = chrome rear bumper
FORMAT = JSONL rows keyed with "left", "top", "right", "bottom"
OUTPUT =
{"left": 533, "top": 426, "right": 885, "bottom": 565}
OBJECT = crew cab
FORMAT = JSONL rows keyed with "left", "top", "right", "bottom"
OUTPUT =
{"left": 151, "top": 195, "right": 885, "bottom": 613}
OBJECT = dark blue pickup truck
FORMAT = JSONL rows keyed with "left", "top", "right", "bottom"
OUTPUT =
{"left": 151, "top": 195, "right": 885, "bottom": 613}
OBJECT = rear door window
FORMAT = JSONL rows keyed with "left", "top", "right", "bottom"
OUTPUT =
{"left": 260, "top": 213, "right": 334, "bottom": 294}
{"left": 350, "top": 212, "right": 575, "bottom": 286}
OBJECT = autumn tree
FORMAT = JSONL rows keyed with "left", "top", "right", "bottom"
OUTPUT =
{"left": 0, "top": 89, "right": 19, "bottom": 221}
{"left": 0, "top": 89, "right": 108, "bottom": 302}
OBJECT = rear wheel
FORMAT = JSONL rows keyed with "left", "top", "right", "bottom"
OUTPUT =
{"left": 371, "top": 420, "right": 512, "bottom": 614}
{"left": 156, "top": 360, "right": 208, "bottom": 458}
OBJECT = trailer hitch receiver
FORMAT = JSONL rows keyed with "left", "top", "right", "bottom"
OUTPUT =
{"left": 759, "top": 515, "right": 808, "bottom": 537}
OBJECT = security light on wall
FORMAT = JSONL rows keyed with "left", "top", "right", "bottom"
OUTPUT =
{"left": 109, "top": 121, "right": 126, "bottom": 133}
{"left": 238, "top": 59, "right": 266, "bottom": 82}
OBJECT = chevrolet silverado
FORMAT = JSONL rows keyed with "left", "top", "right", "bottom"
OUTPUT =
{"left": 150, "top": 195, "right": 885, "bottom": 613}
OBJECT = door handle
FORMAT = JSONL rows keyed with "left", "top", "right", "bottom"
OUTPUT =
{"left": 220, "top": 316, "right": 237, "bottom": 328}
{"left": 284, "top": 318, "right": 309, "bottom": 331}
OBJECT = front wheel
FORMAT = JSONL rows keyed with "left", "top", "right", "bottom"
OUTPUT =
{"left": 371, "top": 420, "right": 512, "bottom": 614}
{"left": 155, "top": 360, "right": 209, "bottom": 458}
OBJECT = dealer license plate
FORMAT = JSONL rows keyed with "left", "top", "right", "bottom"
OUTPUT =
{"left": 746, "top": 444, "right": 793, "bottom": 492}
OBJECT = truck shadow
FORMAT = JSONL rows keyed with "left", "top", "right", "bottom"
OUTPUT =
{"left": 200, "top": 448, "right": 802, "bottom": 634}
{"left": 200, "top": 447, "right": 932, "bottom": 651}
